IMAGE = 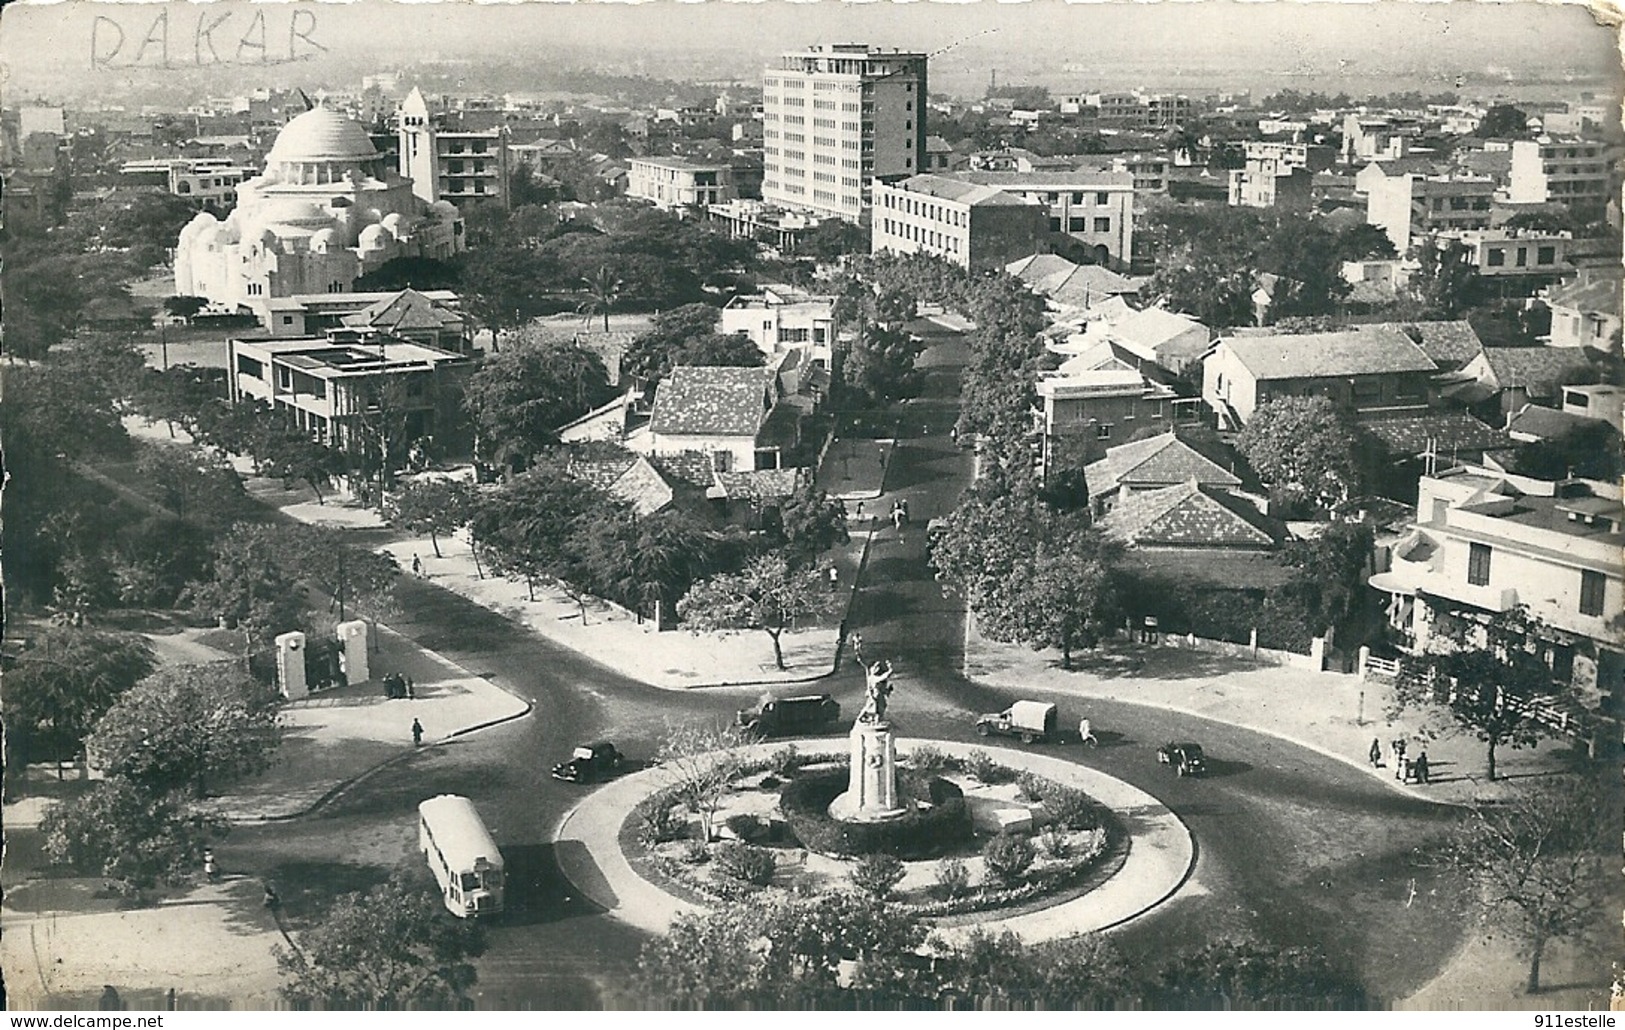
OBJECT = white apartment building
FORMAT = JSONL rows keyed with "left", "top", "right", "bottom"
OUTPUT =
{"left": 721, "top": 283, "right": 837, "bottom": 366}
{"left": 871, "top": 175, "right": 1047, "bottom": 272}
{"left": 950, "top": 169, "right": 1136, "bottom": 267}
{"left": 626, "top": 157, "right": 737, "bottom": 211}
{"left": 1507, "top": 137, "right": 1613, "bottom": 211}
{"left": 761, "top": 45, "right": 928, "bottom": 222}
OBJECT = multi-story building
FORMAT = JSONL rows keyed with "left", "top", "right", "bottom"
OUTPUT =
{"left": 398, "top": 87, "right": 510, "bottom": 210}
{"left": 626, "top": 157, "right": 737, "bottom": 211}
{"left": 871, "top": 174, "right": 1046, "bottom": 272}
{"left": 227, "top": 329, "right": 474, "bottom": 459}
{"left": 1370, "top": 466, "right": 1622, "bottom": 700}
{"left": 1342, "top": 113, "right": 1420, "bottom": 163}
{"left": 947, "top": 169, "right": 1135, "bottom": 268}
{"left": 1229, "top": 158, "right": 1312, "bottom": 210}
{"left": 1037, "top": 339, "right": 1204, "bottom": 473}
{"left": 1544, "top": 273, "right": 1621, "bottom": 352}
{"left": 1365, "top": 174, "right": 1496, "bottom": 255}
{"left": 1507, "top": 137, "right": 1613, "bottom": 212}
{"left": 721, "top": 283, "right": 838, "bottom": 367}
{"left": 1426, "top": 228, "right": 1573, "bottom": 292}
{"left": 174, "top": 104, "right": 464, "bottom": 319}
{"left": 120, "top": 157, "right": 256, "bottom": 210}
{"left": 761, "top": 45, "right": 928, "bottom": 222}
{"left": 1203, "top": 327, "right": 1436, "bottom": 429}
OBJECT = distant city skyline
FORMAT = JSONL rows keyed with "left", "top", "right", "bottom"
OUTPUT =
{"left": 1, "top": 0, "right": 1617, "bottom": 105}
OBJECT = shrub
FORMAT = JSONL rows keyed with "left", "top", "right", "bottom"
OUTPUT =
{"left": 639, "top": 802, "right": 688, "bottom": 846}
{"left": 1042, "top": 786, "right": 1101, "bottom": 832}
{"left": 682, "top": 838, "right": 710, "bottom": 864}
{"left": 779, "top": 768, "right": 972, "bottom": 859}
{"left": 907, "top": 744, "right": 955, "bottom": 772}
{"left": 1016, "top": 770, "right": 1047, "bottom": 802}
{"left": 983, "top": 833, "right": 1036, "bottom": 883}
{"left": 767, "top": 744, "right": 802, "bottom": 777}
{"left": 850, "top": 853, "right": 906, "bottom": 899}
{"left": 934, "top": 857, "right": 971, "bottom": 899}
{"left": 964, "top": 750, "right": 1004, "bottom": 784}
{"left": 1040, "top": 828, "right": 1071, "bottom": 859}
{"left": 723, "top": 813, "right": 772, "bottom": 844}
{"left": 714, "top": 842, "right": 777, "bottom": 886}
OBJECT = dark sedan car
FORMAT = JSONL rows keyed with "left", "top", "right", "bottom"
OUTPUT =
{"left": 1157, "top": 741, "right": 1206, "bottom": 777}
{"left": 551, "top": 741, "right": 624, "bottom": 783}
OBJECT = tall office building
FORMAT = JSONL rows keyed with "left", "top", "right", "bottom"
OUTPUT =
{"left": 761, "top": 45, "right": 928, "bottom": 222}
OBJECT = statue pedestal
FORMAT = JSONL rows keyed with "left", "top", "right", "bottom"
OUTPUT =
{"left": 828, "top": 720, "right": 908, "bottom": 822}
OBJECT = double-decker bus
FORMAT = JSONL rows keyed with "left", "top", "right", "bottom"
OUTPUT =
{"left": 417, "top": 795, "right": 504, "bottom": 918}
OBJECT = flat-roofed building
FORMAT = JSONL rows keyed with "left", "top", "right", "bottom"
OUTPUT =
{"left": 227, "top": 329, "right": 474, "bottom": 460}
{"left": 761, "top": 45, "right": 928, "bottom": 221}
{"left": 871, "top": 174, "right": 1046, "bottom": 272}
{"left": 627, "top": 156, "right": 737, "bottom": 211}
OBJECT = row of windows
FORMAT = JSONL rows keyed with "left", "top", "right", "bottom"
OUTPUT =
{"left": 813, "top": 170, "right": 836, "bottom": 183}
{"left": 1465, "top": 543, "right": 1608, "bottom": 617}
{"left": 1060, "top": 216, "right": 1114, "bottom": 233}
{"left": 813, "top": 188, "right": 837, "bottom": 204}
{"left": 880, "top": 190, "right": 966, "bottom": 227}
{"left": 814, "top": 152, "right": 836, "bottom": 166}
{"left": 814, "top": 99, "right": 836, "bottom": 111}
{"left": 879, "top": 218, "right": 962, "bottom": 255}
{"left": 1485, "top": 245, "right": 1557, "bottom": 268}
{"left": 815, "top": 136, "right": 836, "bottom": 148}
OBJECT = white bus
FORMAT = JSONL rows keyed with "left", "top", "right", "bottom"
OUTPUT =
{"left": 418, "top": 795, "right": 505, "bottom": 918}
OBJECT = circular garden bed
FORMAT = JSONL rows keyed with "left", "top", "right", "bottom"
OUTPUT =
{"left": 620, "top": 743, "right": 1128, "bottom": 919}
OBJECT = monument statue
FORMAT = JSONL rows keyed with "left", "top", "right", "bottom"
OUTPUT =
{"left": 859, "top": 659, "right": 894, "bottom": 724}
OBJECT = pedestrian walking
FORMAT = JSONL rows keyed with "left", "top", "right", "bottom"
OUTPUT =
{"left": 262, "top": 883, "right": 281, "bottom": 911}
{"left": 412, "top": 554, "right": 423, "bottom": 576}
{"left": 203, "top": 848, "right": 217, "bottom": 882}
{"left": 412, "top": 718, "right": 425, "bottom": 747}
{"left": 1369, "top": 738, "right": 1382, "bottom": 767}
{"left": 1079, "top": 718, "right": 1098, "bottom": 747}
{"left": 405, "top": 677, "right": 415, "bottom": 700}
{"left": 891, "top": 505, "right": 905, "bottom": 530}
{"left": 1414, "top": 750, "right": 1430, "bottom": 784}
{"left": 1392, "top": 739, "right": 1407, "bottom": 780}
{"left": 856, "top": 501, "right": 865, "bottom": 520}
{"left": 827, "top": 566, "right": 839, "bottom": 593}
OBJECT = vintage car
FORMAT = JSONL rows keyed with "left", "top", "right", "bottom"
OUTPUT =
{"left": 551, "top": 741, "right": 624, "bottom": 783}
{"left": 1156, "top": 741, "right": 1206, "bottom": 777}
{"left": 974, "top": 700, "right": 1059, "bottom": 744}
{"left": 737, "top": 694, "right": 841, "bottom": 737}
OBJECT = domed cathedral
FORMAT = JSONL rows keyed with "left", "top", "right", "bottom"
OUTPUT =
{"left": 175, "top": 100, "right": 465, "bottom": 317}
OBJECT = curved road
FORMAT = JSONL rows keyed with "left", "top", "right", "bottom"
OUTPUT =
{"left": 228, "top": 340, "right": 1474, "bottom": 1008}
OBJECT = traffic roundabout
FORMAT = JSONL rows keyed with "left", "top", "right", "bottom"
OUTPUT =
{"left": 553, "top": 737, "right": 1195, "bottom": 945}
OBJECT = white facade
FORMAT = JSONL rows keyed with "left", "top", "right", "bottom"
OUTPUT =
{"left": 627, "top": 157, "right": 737, "bottom": 210}
{"left": 721, "top": 288, "right": 836, "bottom": 366}
{"left": 1508, "top": 137, "right": 1612, "bottom": 210}
{"left": 761, "top": 45, "right": 928, "bottom": 221}
{"left": 398, "top": 88, "right": 510, "bottom": 210}
{"left": 175, "top": 104, "right": 463, "bottom": 318}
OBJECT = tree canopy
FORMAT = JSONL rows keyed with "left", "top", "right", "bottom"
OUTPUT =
{"left": 677, "top": 554, "right": 830, "bottom": 670}
{"left": 40, "top": 776, "right": 224, "bottom": 892}
{"left": 463, "top": 339, "right": 615, "bottom": 467}
{"left": 87, "top": 661, "right": 282, "bottom": 798}
{"left": 2, "top": 628, "right": 155, "bottom": 767}
{"left": 1235, "top": 395, "right": 1366, "bottom": 512}
{"left": 276, "top": 872, "right": 486, "bottom": 1008}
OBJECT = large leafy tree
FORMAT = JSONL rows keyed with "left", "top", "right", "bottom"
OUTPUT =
{"left": 134, "top": 444, "right": 250, "bottom": 524}
{"left": 2, "top": 628, "right": 155, "bottom": 769}
{"left": 677, "top": 554, "right": 830, "bottom": 670}
{"left": 276, "top": 872, "right": 486, "bottom": 1008}
{"left": 470, "top": 465, "right": 611, "bottom": 602}
{"left": 1391, "top": 605, "right": 1562, "bottom": 781}
{"left": 1235, "top": 395, "right": 1365, "bottom": 512}
{"left": 185, "top": 522, "right": 308, "bottom": 654}
{"left": 1276, "top": 520, "right": 1377, "bottom": 638}
{"left": 625, "top": 303, "right": 764, "bottom": 384}
{"left": 576, "top": 507, "right": 721, "bottom": 620}
{"left": 1006, "top": 545, "right": 1123, "bottom": 669}
{"left": 843, "top": 322, "right": 924, "bottom": 406}
{"left": 463, "top": 339, "right": 615, "bottom": 468}
{"left": 87, "top": 661, "right": 282, "bottom": 799}
{"left": 385, "top": 478, "right": 477, "bottom": 558}
{"left": 943, "top": 930, "right": 1135, "bottom": 1008}
{"left": 40, "top": 777, "right": 225, "bottom": 892}
{"left": 273, "top": 526, "right": 400, "bottom": 626}
{"left": 770, "top": 483, "right": 849, "bottom": 569}
{"left": 131, "top": 365, "right": 225, "bottom": 440}
{"left": 1432, "top": 778, "right": 1607, "bottom": 994}
{"left": 1476, "top": 103, "right": 1530, "bottom": 139}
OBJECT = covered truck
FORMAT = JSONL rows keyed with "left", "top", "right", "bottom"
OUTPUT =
{"left": 974, "top": 700, "right": 1059, "bottom": 744}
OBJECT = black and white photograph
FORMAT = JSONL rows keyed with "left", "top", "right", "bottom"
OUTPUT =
{"left": 0, "top": 0, "right": 1621, "bottom": 1014}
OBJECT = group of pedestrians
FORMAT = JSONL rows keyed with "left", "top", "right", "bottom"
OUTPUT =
{"left": 1368, "top": 736, "right": 1430, "bottom": 784}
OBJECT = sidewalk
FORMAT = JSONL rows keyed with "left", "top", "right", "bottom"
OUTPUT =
{"left": 554, "top": 738, "right": 1193, "bottom": 944}
{"left": 0, "top": 626, "right": 528, "bottom": 1010}
{"left": 966, "top": 620, "right": 1570, "bottom": 806}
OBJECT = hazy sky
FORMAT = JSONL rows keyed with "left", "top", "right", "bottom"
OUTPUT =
{"left": 1, "top": 0, "right": 1618, "bottom": 100}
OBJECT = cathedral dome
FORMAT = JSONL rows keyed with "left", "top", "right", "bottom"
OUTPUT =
{"left": 267, "top": 105, "right": 379, "bottom": 166}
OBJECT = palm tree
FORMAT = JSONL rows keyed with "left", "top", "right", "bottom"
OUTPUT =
{"left": 578, "top": 265, "right": 623, "bottom": 333}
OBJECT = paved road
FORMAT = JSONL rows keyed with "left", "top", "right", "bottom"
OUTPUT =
{"left": 230, "top": 335, "right": 1476, "bottom": 1008}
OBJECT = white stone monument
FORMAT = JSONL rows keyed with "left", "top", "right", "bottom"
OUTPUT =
{"left": 827, "top": 660, "right": 908, "bottom": 822}
{"left": 337, "top": 619, "right": 370, "bottom": 686}
{"left": 274, "top": 631, "right": 308, "bottom": 700}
